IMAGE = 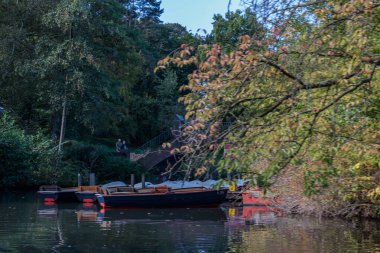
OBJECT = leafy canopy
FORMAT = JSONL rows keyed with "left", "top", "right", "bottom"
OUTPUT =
{"left": 158, "top": 0, "right": 379, "bottom": 201}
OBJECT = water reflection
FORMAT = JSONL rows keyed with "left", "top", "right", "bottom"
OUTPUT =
{"left": 1, "top": 192, "right": 380, "bottom": 253}
{"left": 225, "top": 206, "right": 279, "bottom": 226}
{"left": 35, "top": 202, "right": 230, "bottom": 252}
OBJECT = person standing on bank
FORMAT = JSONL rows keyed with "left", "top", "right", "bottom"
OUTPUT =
{"left": 121, "top": 140, "right": 129, "bottom": 158}
{"left": 116, "top": 139, "right": 123, "bottom": 152}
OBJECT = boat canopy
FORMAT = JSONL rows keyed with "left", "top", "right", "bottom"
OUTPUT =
{"left": 100, "top": 181, "right": 127, "bottom": 189}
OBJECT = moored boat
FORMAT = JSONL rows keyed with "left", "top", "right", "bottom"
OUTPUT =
{"left": 242, "top": 189, "right": 282, "bottom": 206}
{"left": 37, "top": 185, "right": 78, "bottom": 202}
{"left": 75, "top": 181, "right": 128, "bottom": 203}
{"left": 75, "top": 186, "right": 101, "bottom": 203}
{"left": 96, "top": 186, "right": 228, "bottom": 208}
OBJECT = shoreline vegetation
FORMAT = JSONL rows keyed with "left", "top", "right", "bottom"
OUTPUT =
{"left": 1, "top": 0, "right": 379, "bottom": 219}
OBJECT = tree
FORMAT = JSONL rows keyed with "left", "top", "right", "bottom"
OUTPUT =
{"left": 0, "top": 0, "right": 199, "bottom": 187}
{"left": 124, "top": 0, "right": 163, "bottom": 26}
{"left": 0, "top": 0, "right": 143, "bottom": 141}
{"left": 159, "top": 0, "right": 380, "bottom": 214}
{"left": 209, "top": 8, "right": 264, "bottom": 52}
{"left": 129, "top": 21, "right": 194, "bottom": 142}
{"left": 154, "top": 69, "right": 182, "bottom": 129}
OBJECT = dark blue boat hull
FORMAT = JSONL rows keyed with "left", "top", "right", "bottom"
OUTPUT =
{"left": 96, "top": 189, "right": 228, "bottom": 208}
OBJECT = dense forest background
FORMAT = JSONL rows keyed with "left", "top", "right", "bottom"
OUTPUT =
{"left": 0, "top": 0, "right": 252, "bottom": 188}
{"left": 0, "top": 0, "right": 195, "bottom": 187}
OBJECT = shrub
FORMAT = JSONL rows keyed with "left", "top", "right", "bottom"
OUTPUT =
{"left": 61, "top": 141, "right": 141, "bottom": 185}
{"left": 0, "top": 114, "right": 55, "bottom": 188}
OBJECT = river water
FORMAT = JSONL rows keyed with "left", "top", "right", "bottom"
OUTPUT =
{"left": 0, "top": 191, "right": 379, "bottom": 253}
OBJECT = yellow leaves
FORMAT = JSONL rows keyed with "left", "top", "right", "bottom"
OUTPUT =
{"left": 209, "top": 122, "right": 220, "bottom": 134}
{"left": 368, "top": 186, "right": 380, "bottom": 202}
{"left": 180, "top": 145, "right": 189, "bottom": 152}
{"left": 232, "top": 61, "right": 242, "bottom": 72}
{"left": 184, "top": 111, "right": 194, "bottom": 120}
{"left": 282, "top": 27, "right": 295, "bottom": 39}
{"left": 161, "top": 142, "right": 171, "bottom": 148}
{"left": 196, "top": 134, "right": 207, "bottom": 140}
{"left": 193, "top": 122, "right": 205, "bottom": 130}
{"left": 263, "top": 50, "right": 274, "bottom": 58}
{"left": 356, "top": 176, "right": 373, "bottom": 182}
{"left": 179, "top": 145, "right": 194, "bottom": 154}
{"left": 239, "top": 35, "right": 251, "bottom": 43}
{"left": 245, "top": 54, "right": 255, "bottom": 62}
{"left": 179, "top": 85, "right": 190, "bottom": 92}
{"left": 195, "top": 166, "right": 207, "bottom": 177}
{"left": 155, "top": 0, "right": 379, "bottom": 198}
{"left": 170, "top": 148, "right": 179, "bottom": 155}
{"left": 333, "top": 3, "right": 342, "bottom": 13}
{"left": 157, "top": 57, "right": 170, "bottom": 67}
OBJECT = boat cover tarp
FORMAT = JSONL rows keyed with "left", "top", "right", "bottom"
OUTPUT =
{"left": 100, "top": 181, "right": 127, "bottom": 189}
{"left": 133, "top": 179, "right": 248, "bottom": 189}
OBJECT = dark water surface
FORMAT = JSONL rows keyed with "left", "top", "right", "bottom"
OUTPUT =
{"left": 1, "top": 192, "right": 379, "bottom": 253}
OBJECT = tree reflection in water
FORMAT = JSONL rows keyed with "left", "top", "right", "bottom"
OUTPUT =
{"left": 0, "top": 192, "right": 379, "bottom": 253}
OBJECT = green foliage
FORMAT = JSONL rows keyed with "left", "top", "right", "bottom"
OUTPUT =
{"left": 0, "top": 127, "right": 142, "bottom": 187}
{"left": 154, "top": 69, "right": 182, "bottom": 129}
{"left": 0, "top": 0, "right": 189, "bottom": 143}
{"left": 304, "top": 166, "right": 339, "bottom": 196}
{"left": 0, "top": 0, "right": 198, "bottom": 188}
{"left": 0, "top": 0, "right": 197, "bottom": 188}
{"left": 129, "top": 22, "right": 193, "bottom": 142}
{"left": 0, "top": 0, "right": 140, "bottom": 137}
{"left": 62, "top": 141, "right": 142, "bottom": 184}
{"left": 0, "top": 114, "right": 56, "bottom": 188}
{"left": 209, "top": 8, "right": 264, "bottom": 52}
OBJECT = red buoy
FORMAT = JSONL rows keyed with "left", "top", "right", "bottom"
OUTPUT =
{"left": 44, "top": 198, "right": 56, "bottom": 202}
{"left": 82, "top": 198, "right": 95, "bottom": 203}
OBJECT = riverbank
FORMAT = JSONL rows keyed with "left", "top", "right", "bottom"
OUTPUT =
{"left": 272, "top": 165, "right": 380, "bottom": 219}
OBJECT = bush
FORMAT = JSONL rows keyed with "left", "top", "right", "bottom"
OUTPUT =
{"left": 0, "top": 114, "right": 56, "bottom": 188}
{"left": 0, "top": 114, "right": 141, "bottom": 188}
{"left": 62, "top": 141, "right": 141, "bottom": 185}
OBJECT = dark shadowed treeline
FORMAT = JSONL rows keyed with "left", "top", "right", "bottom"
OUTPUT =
{"left": 0, "top": 0, "right": 198, "bottom": 188}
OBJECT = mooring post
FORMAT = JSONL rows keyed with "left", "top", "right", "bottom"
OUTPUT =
{"left": 131, "top": 174, "right": 135, "bottom": 188}
{"left": 89, "top": 173, "right": 96, "bottom": 186}
{"left": 77, "top": 173, "right": 81, "bottom": 187}
{"left": 141, "top": 173, "right": 145, "bottom": 189}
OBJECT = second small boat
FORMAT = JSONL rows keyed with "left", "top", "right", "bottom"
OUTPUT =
{"left": 37, "top": 185, "right": 78, "bottom": 202}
